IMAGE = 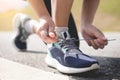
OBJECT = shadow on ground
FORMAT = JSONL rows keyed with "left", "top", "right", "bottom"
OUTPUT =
{"left": 17, "top": 50, "right": 120, "bottom": 80}
{"left": 19, "top": 50, "right": 47, "bottom": 54}
{"left": 68, "top": 57, "right": 120, "bottom": 80}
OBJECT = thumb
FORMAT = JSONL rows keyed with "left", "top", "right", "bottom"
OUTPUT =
{"left": 49, "top": 32, "right": 56, "bottom": 38}
{"left": 48, "top": 26, "right": 56, "bottom": 38}
{"left": 48, "top": 22, "right": 56, "bottom": 38}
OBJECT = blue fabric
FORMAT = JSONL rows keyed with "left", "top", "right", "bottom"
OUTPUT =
{"left": 48, "top": 45, "right": 98, "bottom": 68}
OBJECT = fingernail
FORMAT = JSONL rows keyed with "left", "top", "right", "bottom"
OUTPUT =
{"left": 49, "top": 32, "right": 55, "bottom": 38}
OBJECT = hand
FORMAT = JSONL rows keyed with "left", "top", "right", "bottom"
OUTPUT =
{"left": 81, "top": 24, "right": 108, "bottom": 49}
{"left": 34, "top": 16, "right": 58, "bottom": 43}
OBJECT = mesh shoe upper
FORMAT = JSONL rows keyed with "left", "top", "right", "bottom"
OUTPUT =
{"left": 47, "top": 31, "right": 99, "bottom": 68}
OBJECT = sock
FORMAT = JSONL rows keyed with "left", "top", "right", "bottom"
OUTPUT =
{"left": 55, "top": 27, "right": 70, "bottom": 39}
{"left": 55, "top": 27, "right": 68, "bottom": 34}
{"left": 24, "top": 19, "right": 38, "bottom": 34}
{"left": 47, "top": 27, "right": 69, "bottom": 47}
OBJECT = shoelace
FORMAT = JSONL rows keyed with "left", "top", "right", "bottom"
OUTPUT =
{"left": 58, "top": 38, "right": 79, "bottom": 51}
{"left": 58, "top": 38, "right": 116, "bottom": 51}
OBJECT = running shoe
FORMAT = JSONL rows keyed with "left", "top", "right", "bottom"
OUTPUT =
{"left": 12, "top": 13, "right": 31, "bottom": 51}
{"left": 45, "top": 31, "right": 100, "bottom": 74}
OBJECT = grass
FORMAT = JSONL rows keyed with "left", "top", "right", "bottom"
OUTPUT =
{"left": 0, "top": 0, "right": 120, "bottom": 32}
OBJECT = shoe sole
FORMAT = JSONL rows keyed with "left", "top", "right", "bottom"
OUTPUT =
{"left": 45, "top": 54, "right": 100, "bottom": 74}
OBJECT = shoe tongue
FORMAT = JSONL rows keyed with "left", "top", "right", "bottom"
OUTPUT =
{"left": 60, "top": 31, "right": 70, "bottom": 39}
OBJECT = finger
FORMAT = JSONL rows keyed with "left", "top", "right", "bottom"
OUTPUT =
{"left": 49, "top": 32, "right": 56, "bottom": 38}
{"left": 48, "top": 24, "right": 58, "bottom": 40}
{"left": 85, "top": 39, "right": 92, "bottom": 46}
{"left": 49, "top": 32, "right": 58, "bottom": 42}
{"left": 94, "top": 39, "right": 104, "bottom": 49}
{"left": 40, "top": 30, "right": 57, "bottom": 43}
{"left": 40, "top": 30, "right": 48, "bottom": 40}
{"left": 97, "top": 37, "right": 108, "bottom": 47}
{"left": 94, "top": 29, "right": 108, "bottom": 46}
{"left": 96, "top": 36, "right": 108, "bottom": 49}
{"left": 90, "top": 40, "right": 98, "bottom": 49}
{"left": 48, "top": 21, "right": 56, "bottom": 38}
{"left": 101, "top": 37, "right": 108, "bottom": 45}
{"left": 48, "top": 25, "right": 54, "bottom": 33}
{"left": 83, "top": 34, "right": 92, "bottom": 46}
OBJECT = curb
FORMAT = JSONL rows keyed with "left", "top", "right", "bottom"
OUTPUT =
{"left": 0, "top": 57, "right": 69, "bottom": 80}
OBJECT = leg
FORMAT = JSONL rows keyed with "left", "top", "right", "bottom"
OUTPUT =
{"left": 51, "top": 0, "right": 73, "bottom": 27}
{"left": 44, "top": 0, "right": 79, "bottom": 47}
{"left": 13, "top": 0, "right": 79, "bottom": 50}
{"left": 45, "top": 0, "right": 99, "bottom": 74}
{"left": 81, "top": 0, "right": 108, "bottom": 49}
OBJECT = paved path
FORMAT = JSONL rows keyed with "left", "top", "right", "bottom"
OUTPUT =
{"left": 0, "top": 57, "right": 68, "bottom": 80}
{"left": 0, "top": 32, "right": 120, "bottom": 80}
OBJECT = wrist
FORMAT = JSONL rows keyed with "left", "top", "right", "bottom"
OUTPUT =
{"left": 81, "top": 16, "right": 94, "bottom": 28}
{"left": 81, "top": 22, "right": 92, "bottom": 28}
{"left": 39, "top": 15, "right": 51, "bottom": 22}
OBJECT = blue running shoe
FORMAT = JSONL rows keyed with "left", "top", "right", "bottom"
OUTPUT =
{"left": 45, "top": 31, "right": 100, "bottom": 74}
{"left": 12, "top": 13, "right": 31, "bottom": 51}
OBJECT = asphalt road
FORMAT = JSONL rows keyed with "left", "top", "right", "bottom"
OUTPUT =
{"left": 0, "top": 32, "right": 120, "bottom": 80}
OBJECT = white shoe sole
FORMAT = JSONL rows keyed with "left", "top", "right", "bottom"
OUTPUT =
{"left": 45, "top": 54, "right": 100, "bottom": 74}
